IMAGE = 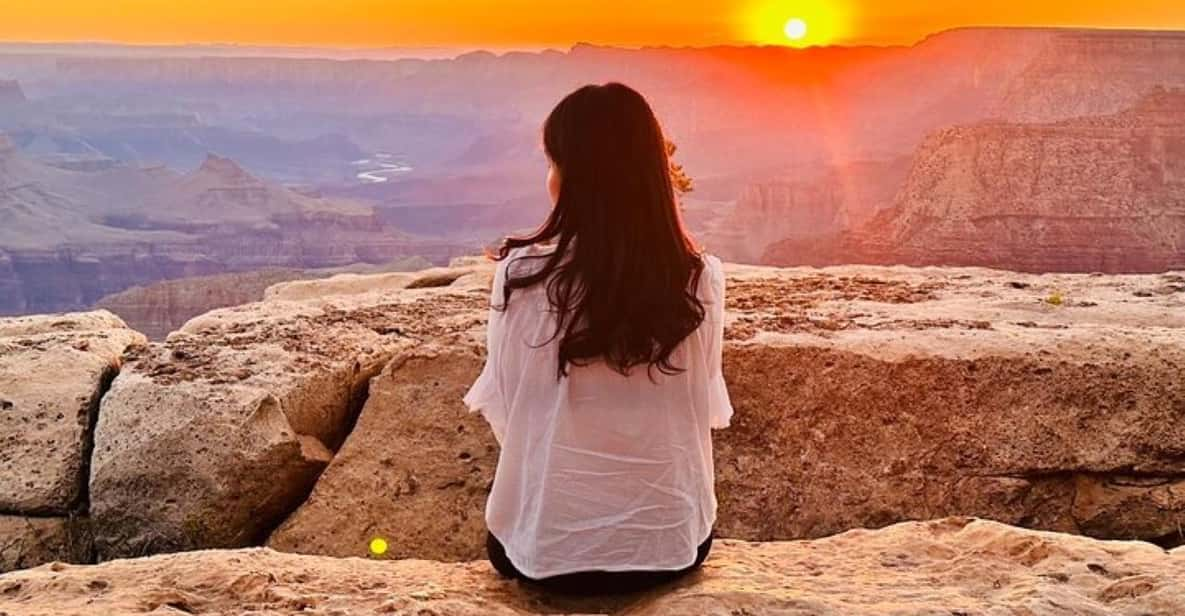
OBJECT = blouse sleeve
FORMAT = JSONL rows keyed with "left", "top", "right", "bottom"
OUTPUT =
{"left": 704, "top": 255, "right": 734, "bottom": 429}
{"left": 462, "top": 258, "right": 510, "bottom": 444}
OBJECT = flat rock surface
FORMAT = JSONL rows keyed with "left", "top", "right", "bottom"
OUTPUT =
{"left": 4, "top": 518, "right": 1185, "bottom": 616}
{"left": 0, "top": 311, "right": 144, "bottom": 515}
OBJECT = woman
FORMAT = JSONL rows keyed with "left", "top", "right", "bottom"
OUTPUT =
{"left": 463, "top": 82, "right": 733, "bottom": 595}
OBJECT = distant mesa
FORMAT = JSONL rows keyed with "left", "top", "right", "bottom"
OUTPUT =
{"left": 197, "top": 152, "right": 255, "bottom": 183}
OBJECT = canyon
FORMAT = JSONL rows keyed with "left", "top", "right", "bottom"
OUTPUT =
{"left": 0, "top": 141, "right": 466, "bottom": 316}
{"left": 3, "top": 28, "right": 1185, "bottom": 283}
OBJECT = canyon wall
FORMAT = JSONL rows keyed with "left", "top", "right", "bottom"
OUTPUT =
{"left": 765, "top": 90, "right": 1185, "bottom": 272}
{"left": 720, "top": 158, "right": 912, "bottom": 262}
{"left": 93, "top": 269, "right": 310, "bottom": 340}
{"left": 996, "top": 30, "right": 1185, "bottom": 122}
{"left": 2, "top": 260, "right": 1183, "bottom": 574}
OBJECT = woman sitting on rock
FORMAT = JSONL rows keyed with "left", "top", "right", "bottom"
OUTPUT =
{"left": 464, "top": 82, "right": 734, "bottom": 595}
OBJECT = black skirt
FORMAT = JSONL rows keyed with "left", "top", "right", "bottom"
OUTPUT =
{"left": 485, "top": 530, "right": 714, "bottom": 595}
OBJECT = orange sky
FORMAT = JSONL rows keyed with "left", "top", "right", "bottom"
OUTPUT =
{"left": 1, "top": 0, "right": 1184, "bottom": 49}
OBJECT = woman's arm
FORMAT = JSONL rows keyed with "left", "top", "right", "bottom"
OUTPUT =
{"left": 705, "top": 255, "right": 734, "bottom": 429}
{"left": 462, "top": 258, "right": 510, "bottom": 443}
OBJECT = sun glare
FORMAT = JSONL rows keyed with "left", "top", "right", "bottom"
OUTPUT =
{"left": 784, "top": 18, "right": 807, "bottom": 41}
{"left": 744, "top": 1, "right": 849, "bottom": 47}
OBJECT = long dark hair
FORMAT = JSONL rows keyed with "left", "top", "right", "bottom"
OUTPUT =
{"left": 495, "top": 82, "right": 706, "bottom": 379}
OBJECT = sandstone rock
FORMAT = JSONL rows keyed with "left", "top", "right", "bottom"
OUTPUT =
{"left": 997, "top": 30, "right": 1185, "bottom": 122}
{"left": 271, "top": 265, "right": 1185, "bottom": 561}
{"left": 694, "top": 265, "right": 1184, "bottom": 545}
{"left": 0, "top": 311, "right": 144, "bottom": 515}
{"left": 88, "top": 274, "right": 490, "bottom": 559}
{"left": 263, "top": 262, "right": 492, "bottom": 303}
{"left": 0, "top": 515, "right": 91, "bottom": 573}
{"left": 268, "top": 345, "right": 494, "bottom": 560}
{"left": 7, "top": 518, "right": 1185, "bottom": 615}
{"left": 264, "top": 272, "right": 419, "bottom": 302}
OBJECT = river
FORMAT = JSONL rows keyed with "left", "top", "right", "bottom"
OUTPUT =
{"left": 353, "top": 153, "right": 413, "bottom": 184}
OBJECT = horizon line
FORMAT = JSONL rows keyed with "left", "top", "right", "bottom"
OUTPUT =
{"left": 2, "top": 25, "right": 1184, "bottom": 58}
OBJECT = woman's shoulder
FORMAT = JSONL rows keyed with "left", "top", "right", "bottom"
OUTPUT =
{"left": 491, "top": 243, "right": 557, "bottom": 294}
{"left": 702, "top": 253, "right": 723, "bottom": 273}
{"left": 701, "top": 252, "right": 724, "bottom": 282}
{"left": 499, "top": 243, "right": 555, "bottom": 275}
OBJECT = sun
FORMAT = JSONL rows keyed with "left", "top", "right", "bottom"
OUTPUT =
{"left": 742, "top": 1, "right": 849, "bottom": 47}
{"left": 783, "top": 18, "right": 807, "bottom": 41}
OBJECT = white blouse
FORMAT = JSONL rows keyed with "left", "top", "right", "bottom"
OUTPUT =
{"left": 463, "top": 246, "right": 733, "bottom": 579}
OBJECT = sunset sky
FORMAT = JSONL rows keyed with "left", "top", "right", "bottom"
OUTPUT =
{"left": 2, "top": 0, "right": 1184, "bottom": 49}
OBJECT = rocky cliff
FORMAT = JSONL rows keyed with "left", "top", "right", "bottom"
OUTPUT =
{"left": 720, "top": 157, "right": 912, "bottom": 262}
{"left": 765, "top": 89, "right": 1185, "bottom": 272}
{"left": 2, "top": 259, "right": 1182, "bottom": 576}
{"left": 997, "top": 30, "right": 1185, "bottom": 122}
{"left": 3, "top": 518, "right": 1184, "bottom": 616}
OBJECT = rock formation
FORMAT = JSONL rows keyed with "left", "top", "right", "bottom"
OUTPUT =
{"left": 3, "top": 261, "right": 1183, "bottom": 574}
{"left": 87, "top": 263, "right": 489, "bottom": 560}
{"left": 268, "top": 345, "right": 495, "bottom": 561}
{"left": 764, "top": 90, "right": 1185, "bottom": 272}
{"left": 94, "top": 257, "right": 436, "bottom": 340}
{"left": 4, "top": 518, "right": 1184, "bottom": 615}
{"left": 0, "top": 311, "right": 144, "bottom": 572}
{"left": 93, "top": 269, "right": 309, "bottom": 340}
{"left": 996, "top": 30, "right": 1185, "bottom": 122}
{"left": 717, "top": 157, "right": 912, "bottom": 262}
{"left": 268, "top": 263, "right": 1185, "bottom": 562}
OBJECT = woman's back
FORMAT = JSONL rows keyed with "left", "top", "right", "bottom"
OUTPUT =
{"left": 463, "top": 82, "right": 734, "bottom": 590}
{"left": 465, "top": 245, "right": 732, "bottom": 579}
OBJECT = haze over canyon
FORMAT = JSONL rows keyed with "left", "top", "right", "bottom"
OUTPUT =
{"left": 1, "top": 26, "right": 1184, "bottom": 334}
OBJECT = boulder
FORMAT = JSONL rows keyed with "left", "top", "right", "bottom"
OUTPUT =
{"left": 88, "top": 275, "right": 490, "bottom": 559}
{"left": 0, "top": 311, "right": 144, "bottom": 515}
{"left": 268, "top": 344, "right": 494, "bottom": 560}
{"left": 713, "top": 266, "right": 1185, "bottom": 545}
{"left": 5, "top": 518, "right": 1185, "bottom": 615}
{"left": 271, "top": 265, "right": 1185, "bottom": 561}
